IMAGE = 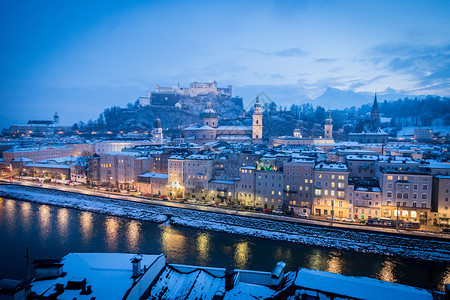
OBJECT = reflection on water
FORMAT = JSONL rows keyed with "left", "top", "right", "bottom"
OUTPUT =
{"left": 441, "top": 265, "right": 450, "bottom": 289}
{"left": 274, "top": 247, "right": 293, "bottom": 264}
{"left": 57, "top": 209, "right": 69, "bottom": 243}
{"left": 234, "top": 241, "right": 250, "bottom": 269}
{"left": 127, "top": 221, "right": 140, "bottom": 253}
{"left": 160, "top": 226, "right": 187, "bottom": 261}
{"left": 327, "top": 252, "right": 343, "bottom": 274}
{"left": 38, "top": 205, "right": 51, "bottom": 242}
{"left": 4, "top": 199, "right": 15, "bottom": 233}
{"left": 197, "top": 232, "right": 210, "bottom": 264}
{"left": 20, "top": 202, "right": 32, "bottom": 232}
{"left": 80, "top": 211, "right": 93, "bottom": 244}
{"left": 105, "top": 217, "right": 119, "bottom": 252}
{"left": 377, "top": 259, "right": 397, "bottom": 283}
{"left": 306, "top": 249, "right": 326, "bottom": 270}
{"left": 0, "top": 198, "right": 448, "bottom": 292}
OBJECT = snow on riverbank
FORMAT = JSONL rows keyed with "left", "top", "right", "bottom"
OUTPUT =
{"left": 0, "top": 184, "right": 167, "bottom": 223}
{"left": 1, "top": 184, "right": 449, "bottom": 262}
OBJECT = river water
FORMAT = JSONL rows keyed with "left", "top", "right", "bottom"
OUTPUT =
{"left": 0, "top": 197, "right": 448, "bottom": 291}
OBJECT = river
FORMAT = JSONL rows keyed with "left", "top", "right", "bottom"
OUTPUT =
{"left": 0, "top": 197, "right": 448, "bottom": 291}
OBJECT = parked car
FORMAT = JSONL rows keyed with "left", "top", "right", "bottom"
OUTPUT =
{"left": 273, "top": 209, "right": 283, "bottom": 215}
{"left": 263, "top": 208, "right": 272, "bottom": 213}
{"left": 218, "top": 202, "right": 227, "bottom": 207}
{"left": 197, "top": 199, "right": 205, "bottom": 204}
{"left": 298, "top": 213, "right": 308, "bottom": 218}
{"left": 285, "top": 211, "right": 294, "bottom": 217}
{"left": 342, "top": 217, "right": 356, "bottom": 222}
{"left": 441, "top": 228, "right": 450, "bottom": 234}
{"left": 255, "top": 207, "right": 263, "bottom": 212}
{"left": 326, "top": 216, "right": 340, "bottom": 221}
{"left": 187, "top": 198, "right": 197, "bottom": 204}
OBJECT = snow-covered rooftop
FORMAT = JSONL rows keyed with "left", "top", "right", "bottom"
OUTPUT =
{"left": 138, "top": 172, "right": 169, "bottom": 179}
{"left": 294, "top": 268, "right": 436, "bottom": 300}
{"left": 31, "top": 253, "right": 163, "bottom": 300}
{"left": 186, "top": 154, "right": 212, "bottom": 160}
{"left": 104, "top": 151, "right": 141, "bottom": 156}
{"left": 209, "top": 179, "right": 235, "bottom": 185}
{"left": 24, "top": 163, "right": 71, "bottom": 169}
{"left": 346, "top": 154, "right": 379, "bottom": 161}
{"left": 314, "top": 162, "right": 348, "bottom": 171}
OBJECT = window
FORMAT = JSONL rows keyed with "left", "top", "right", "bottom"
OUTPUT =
{"left": 412, "top": 202, "right": 417, "bottom": 208}
{"left": 422, "top": 185, "right": 428, "bottom": 190}
{"left": 397, "top": 193, "right": 402, "bottom": 199}
{"left": 403, "top": 193, "right": 408, "bottom": 199}
{"left": 421, "top": 203, "right": 427, "bottom": 208}
{"left": 422, "top": 194, "right": 427, "bottom": 200}
{"left": 387, "top": 175, "right": 393, "bottom": 180}
{"left": 387, "top": 192, "right": 392, "bottom": 198}
{"left": 413, "top": 184, "right": 418, "bottom": 190}
{"left": 387, "top": 183, "right": 393, "bottom": 188}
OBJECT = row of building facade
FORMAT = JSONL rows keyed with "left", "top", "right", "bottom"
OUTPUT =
{"left": 5, "top": 140, "right": 450, "bottom": 226}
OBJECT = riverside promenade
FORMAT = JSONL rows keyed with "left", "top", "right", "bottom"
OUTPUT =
{"left": 1, "top": 178, "right": 449, "bottom": 241}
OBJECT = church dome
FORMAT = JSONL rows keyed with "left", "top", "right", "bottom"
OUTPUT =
{"left": 201, "top": 102, "right": 217, "bottom": 118}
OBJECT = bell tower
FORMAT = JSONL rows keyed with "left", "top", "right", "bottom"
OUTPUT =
{"left": 252, "top": 96, "right": 263, "bottom": 143}
{"left": 371, "top": 93, "right": 380, "bottom": 126}
{"left": 153, "top": 117, "right": 163, "bottom": 144}
{"left": 324, "top": 111, "right": 333, "bottom": 139}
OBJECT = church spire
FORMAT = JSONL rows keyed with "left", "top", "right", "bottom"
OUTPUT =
{"left": 371, "top": 93, "right": 380, "bottom": 126}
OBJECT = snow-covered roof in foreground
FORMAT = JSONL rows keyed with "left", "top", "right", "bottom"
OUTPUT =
{"left": 294, "top": 268, "right": 435, "bottom": 300}
{"left": 31, "top": 253, "right": 163, "bottom": 300}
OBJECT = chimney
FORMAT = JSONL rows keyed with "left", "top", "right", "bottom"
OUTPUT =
{"left": 225, "top": 267, "right": 238, "bottom": 291}
{"left": 131, "top": 255, "right": 143, "bottom": 278}
{"left": 271, "top": 262, "right": 286, "bottom": 287}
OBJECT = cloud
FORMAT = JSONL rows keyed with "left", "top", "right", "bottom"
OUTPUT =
{"left": 366, "top": 43, "right": 450, "bottom": 92}
{"left": 238, "top": 47, "right": 307, "bottom": 57}
{"left": 316, "top": 58, "right": 338, "bottom": 63}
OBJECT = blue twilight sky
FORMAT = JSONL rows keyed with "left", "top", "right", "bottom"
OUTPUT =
{"left": 1, "top": 0, "right": 449, "bottom": 129}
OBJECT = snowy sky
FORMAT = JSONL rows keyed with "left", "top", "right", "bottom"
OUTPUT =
{"left": 1, "top": 0, "right": 449, "bottom": 128}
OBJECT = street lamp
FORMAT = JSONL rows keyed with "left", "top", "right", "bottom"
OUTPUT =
{"left": 331, "top": 200, "right": 335, "bottom": 226}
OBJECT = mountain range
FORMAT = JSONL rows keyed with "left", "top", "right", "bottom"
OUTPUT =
{"left": 300, "top": 87, "right": 432, "bottom": 109}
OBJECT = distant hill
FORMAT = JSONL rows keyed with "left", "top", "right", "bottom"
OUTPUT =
{"left": 310, "top": 87, "right": 432, "bottom": 109}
